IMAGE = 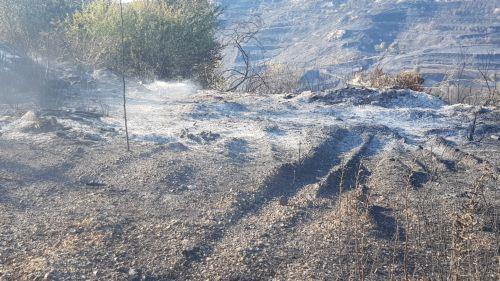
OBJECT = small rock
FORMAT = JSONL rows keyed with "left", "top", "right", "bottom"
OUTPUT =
{"left": 199, "top": 131, "right": 220, "bottom": 142}
{"left": 491, "top": 135, "right": 499, "bottom": 141}
{"left": 279, "top": 196, "right": 288, "bottom": 206}
{"left": 84, "top": 133, "right": 102, "bottom": 141}
{"left": 43, "top": 270, "right": 54, "bottom": 280}
{"left": 85, "top": 180, "right": 106, "bottom": 187}
{"left": 69, "top": 228, "right": 83, "bottom": 235}
{"left": 166, "top": 142, "right": 188, "bottom": 152}
{"left": 128, "top": 268, "right": 138, "bottom": 276}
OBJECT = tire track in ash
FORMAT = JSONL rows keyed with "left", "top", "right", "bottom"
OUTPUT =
{"left": 315, "top": 133, "right": 374, "bottom": 198}
{"left": 190, "top": 132, "right": 375, "bottom": 279}
{"left": 207, "top": 133, "right": 373, "bottom": 279}
{"left": 424, "top": 137, "right": 494, "bottom": 172}
{"left": 161, "top": 126, "right": 351, "bottom": 278}
{"left": 166, "top": 127, "right": 377, "bottom": 279}
{"left": 192, "top": 133, "right": 376, "bottom": 280}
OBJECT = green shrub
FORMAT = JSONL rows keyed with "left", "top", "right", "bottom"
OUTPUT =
{"left": 0, "top": 0, "right": 83, "bottom": 56}
{"left": 65, "top": 0, "right": 222, "bottom": 86}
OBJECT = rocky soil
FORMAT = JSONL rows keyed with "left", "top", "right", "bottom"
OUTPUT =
{"left": 0, "top": 74, "right": 499, "bottom": 279}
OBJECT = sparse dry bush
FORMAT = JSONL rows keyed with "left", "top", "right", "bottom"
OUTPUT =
{"left": 258, "top": 63, "right": 302, "bottom": 95}
{"left": 395, "top": 71, "right": 425, "bottom": 92}
{"left": 324, "top": 149, "right": 500, "bottom": 280}
{"left": 355, "top": 67, "right": 425, "bottom": 92}
{"left": 431, "top": 52, "right": 499, "bottom": 105}
{"left": 225, "top": 61, "right": 304, "bottom": 95}
{"left": 368, "top": 67, "right": 394, "bottom": 89}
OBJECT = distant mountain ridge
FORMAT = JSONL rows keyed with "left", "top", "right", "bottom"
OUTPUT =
{"left": 219, "top": 0, "right": 499, "bottom": 85}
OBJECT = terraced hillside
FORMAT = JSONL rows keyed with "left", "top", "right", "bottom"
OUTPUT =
{"left": 220, "top": 0, "right": 499, "bottom": 85}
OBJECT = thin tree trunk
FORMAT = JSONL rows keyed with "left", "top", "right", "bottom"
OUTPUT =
{"left": 119, "top": 0, "right": 130, "bottom": 151}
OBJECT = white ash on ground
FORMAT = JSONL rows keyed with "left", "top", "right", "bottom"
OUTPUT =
{"left": 0, "top": 71, "right": 499, "bottom": 280}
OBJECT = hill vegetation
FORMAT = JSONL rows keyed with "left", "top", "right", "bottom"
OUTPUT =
{"left": 0, "top": 0, "right": 83, "bottom": 57}
{"left": 0, "top": 0, "right": 221, "bottom": 86}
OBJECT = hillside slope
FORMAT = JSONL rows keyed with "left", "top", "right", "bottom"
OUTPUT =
{"left": 220, "top": 0, "right": 499, "bottom": 85}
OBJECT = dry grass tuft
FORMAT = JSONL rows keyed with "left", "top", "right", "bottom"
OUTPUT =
{"left": 355, "top": 67, "right": 425, "bottom": 92}
{"left": 395, "top": 71, "right": 425, "bottom": 92}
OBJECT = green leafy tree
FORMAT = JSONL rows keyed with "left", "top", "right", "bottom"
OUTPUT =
{"left": 66, "top": 0, "right": 222, "bottom": 87}
{"left": 0, "top": 0, "right": 84, "bottom": 56}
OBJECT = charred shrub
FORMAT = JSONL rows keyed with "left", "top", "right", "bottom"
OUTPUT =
{"left": 395, "top": 71, "right": 425, "bottom": 92}
{"left": 356, "top": 67, "right": 425, "bottom": 92}
{"left": 368, "top": 67, "right": 394, "bottom": 89}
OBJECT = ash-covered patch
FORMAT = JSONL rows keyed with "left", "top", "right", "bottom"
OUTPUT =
{"left": 309, "top": 87, "right": 445, "bottom": 109}
{"left": 263, "top": 124, "right": 287, "bottom": 136}
{"left": 1, "top": 80, "right": 499, "bottom": 280}
{"left": 3, "top": 111, "right": 65, "bottom": 133}
{"left": 224, "top": 138, "right": 252, "bottom": 162}
{"left": 180, "top": 129, "right": 221, "bottom": 144}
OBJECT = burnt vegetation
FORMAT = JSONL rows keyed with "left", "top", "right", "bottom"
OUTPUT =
{"left": 0, "top": 1, "right": 499, "bottom": 281}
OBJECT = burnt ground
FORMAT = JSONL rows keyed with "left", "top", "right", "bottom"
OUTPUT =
{"left": 0, "top": 114, "right": 498, "bottom": 280}
{"left": 0, "top": 30, "right": 499, "bottom": 280}
{"left": 0, "top": 59, "right": 499, "bottom": 280}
